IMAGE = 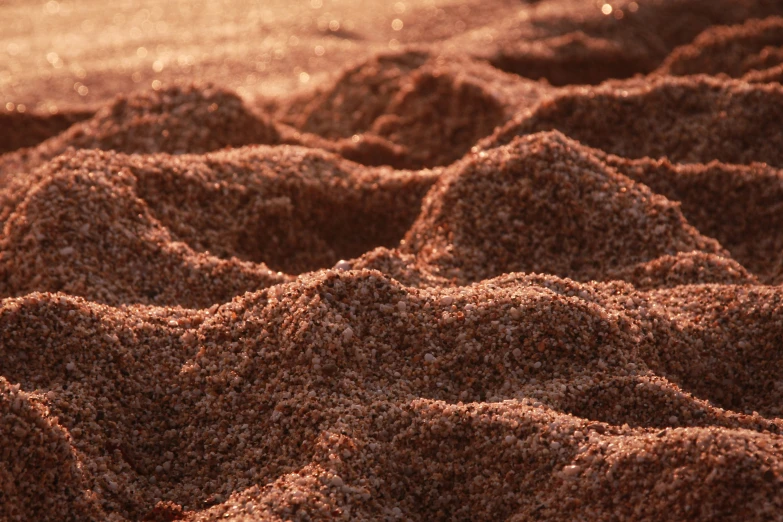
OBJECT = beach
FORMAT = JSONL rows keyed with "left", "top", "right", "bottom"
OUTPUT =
{"left": 1, "top": 1, "right": 783, "bottom": 520}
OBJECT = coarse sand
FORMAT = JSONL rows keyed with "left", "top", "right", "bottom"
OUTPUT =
{"left": 2, "top": 0, "right": 783, "bottom": 521}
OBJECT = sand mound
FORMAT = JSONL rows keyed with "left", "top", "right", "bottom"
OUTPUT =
{"left": 599, "top": 154, "right": 783, "bottom": 283}
{"left": 609, "top": 251, "right": 757, "bottom": 289}
{"left": 280, "top": 50, "right": 550, "bottom": 168}
{"left": 658, "top": 16, "right": 783, "bottom": 79}
{"left": 0, "top": 84, "right": 284, "bottom": 182}
{"left": 0, "top": 377, "right": 104, "bottom": 520}
{"left": 0, "top": 151, "right": 287, "bottom": 307}
{"left": 487, "top": 30, "right": 658, "bottom": 87}
{"left": 403, "top": 131, "right": 730, "bottom": 285}
{"left": 480, "top": 0, "right": 783, "bottom": 85}
{"left": 1, "top": 147, "right": 434, "bottom": 306}
{"left": 280, "top": 50, "right": 433, "bottom": 140}
{"left": 2, "top": 269, "right": 781, "bottom": 520}
{"left": 2, "top": 65, "right": 539, "bottom": 178}
{"left": 638, "top": 284, "right": 783, "bottom": 416}
{"left": 59, "top": 84, "right": 281, "bottom": 155}
{"left": 743, "top": 62, "right": 783, "bottom": 82}
{"left": 484, "top": 76, "right": 783, "bottom": 167}
{"left": 3, "top": 1, "right": 783, "bottom": 520}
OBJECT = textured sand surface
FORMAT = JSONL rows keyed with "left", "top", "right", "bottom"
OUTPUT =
{"left": 2, "top": 1, "right": 783, "bottom": 521}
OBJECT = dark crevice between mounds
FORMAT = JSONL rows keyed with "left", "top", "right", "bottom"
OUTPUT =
{"left": 129, "top": 149, "right": 436, "bottom": 275}
{"left": 0, "top": 109, "right": 94, "bottom": 154}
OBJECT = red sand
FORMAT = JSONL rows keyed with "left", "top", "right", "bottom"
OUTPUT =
{"left": 2, "top": 1, "right": 783, "bottom": 521}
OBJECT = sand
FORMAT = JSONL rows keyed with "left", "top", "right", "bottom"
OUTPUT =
{"left": 2, "top": 0, "right": 783, "bottom": 521}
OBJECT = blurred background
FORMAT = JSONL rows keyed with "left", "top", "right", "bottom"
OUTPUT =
{"left": 0, "top": 0, "right": 524, "bottom": 111}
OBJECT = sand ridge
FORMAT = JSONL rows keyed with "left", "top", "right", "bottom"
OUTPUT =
{"left": 2, "top": 1, "right": 783, "bottom": 521}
